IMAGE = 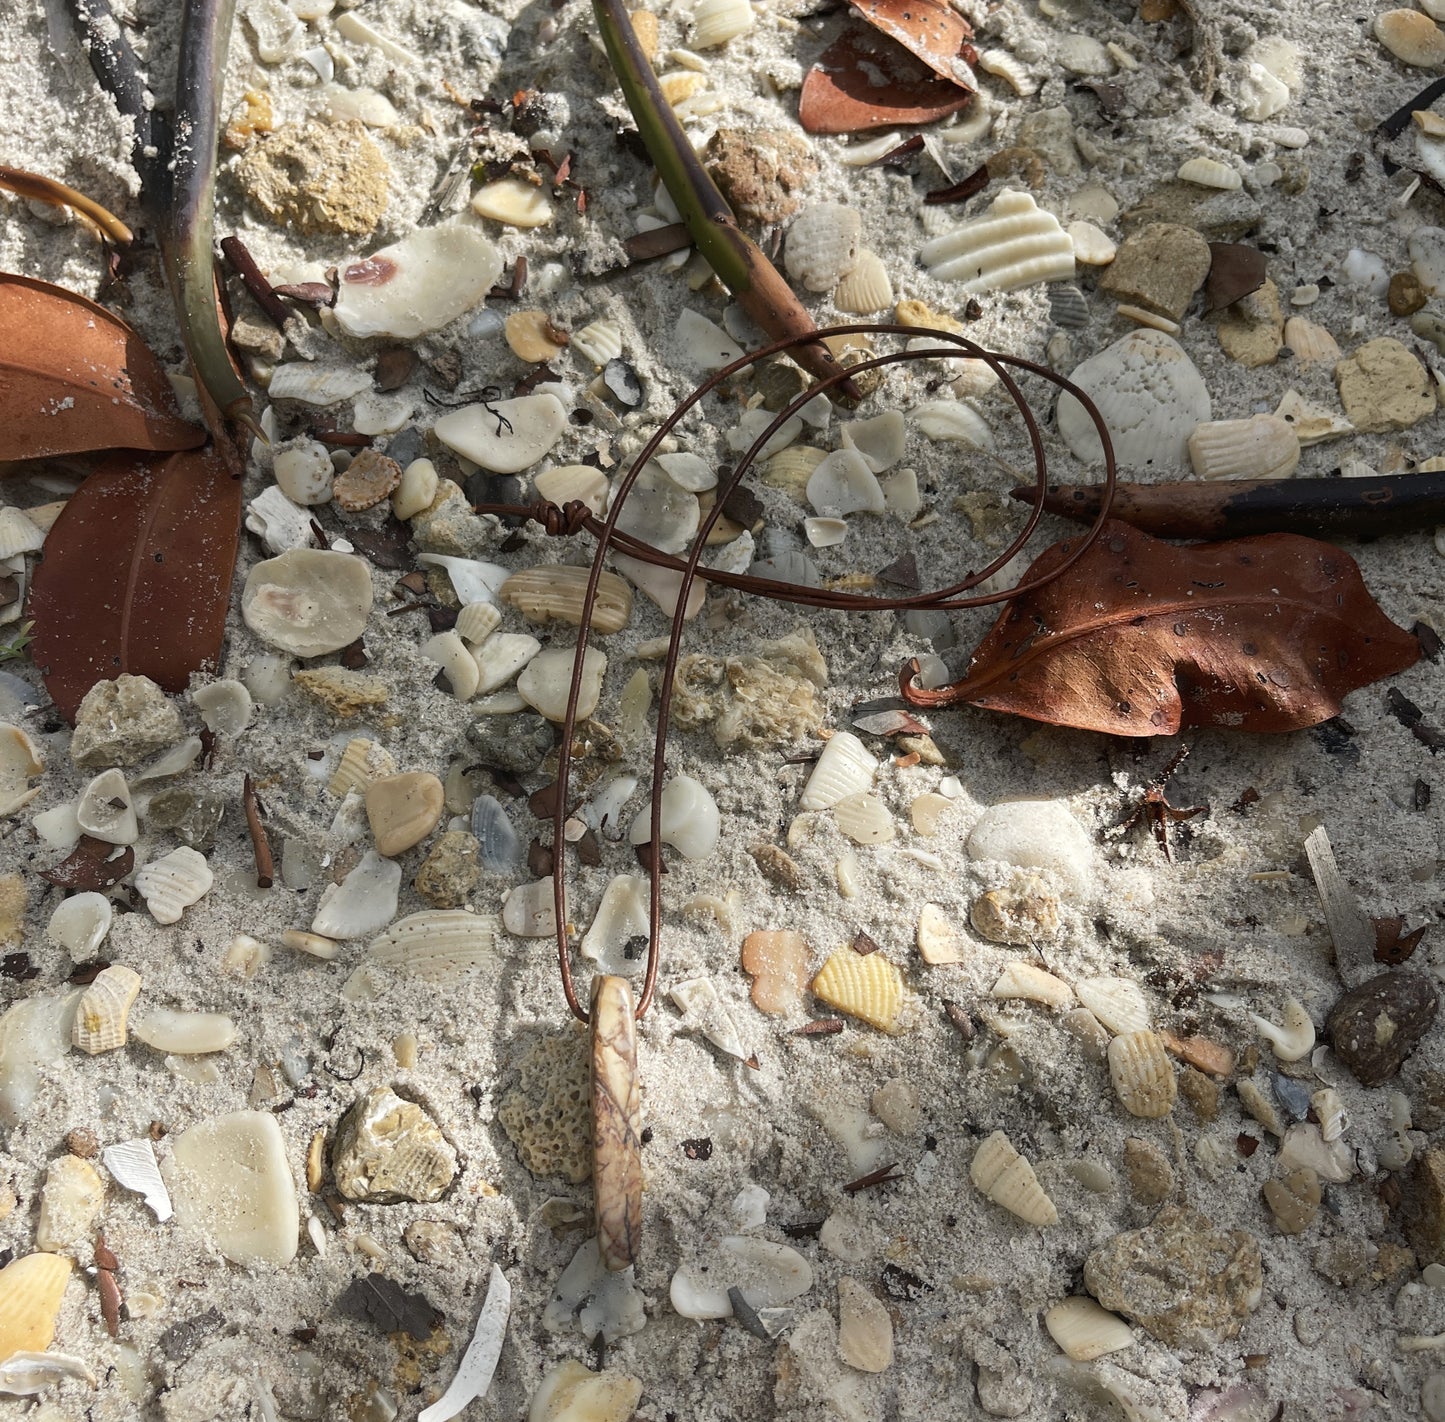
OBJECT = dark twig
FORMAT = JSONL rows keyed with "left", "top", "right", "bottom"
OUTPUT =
{"left": 792, "top": 1018, "right": 845, "bottom": 1036}
{"left": 95, "top": 1235, "right": 122, "bottom": 1338}
{"left": 220, "top": 234, "right": 293, "bottom": 329}
{"left": 842, "top": 1162, "right": 903, "bottom": 1194}
{"left": 242, "top": 774, "right": 274, "bottom": 889}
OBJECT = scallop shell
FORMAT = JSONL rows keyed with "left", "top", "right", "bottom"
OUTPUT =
{"left": 784, "top": 203, "right": 863, "bottom": 293}
{"left": 570, "top": 319, "right": 624, "bottom": 368}
{"left": 454, "top": 601, "right": 503, "bottom": 647}
{"left": 242, "top": 548, "right": 374, "bottom": 657}
{"left": 0, "top": 1254, "right": 73, "bottom": 1361}
{"left": 131, "top": 1009, "right": 239, "bottom": 1055}
{"left": 833, "top": 792, "right": 896, "bottom": 845}
{"left": 76, "top": 768, "right": 137, "bottom": 845}
{"left": 833, "top": 250, "right": 894, "bottom": 315}
{"left": 628, "top": 775, "right": 720, "bottom": 859}
{"left": 517, "top": 646, "right": 606, "bottom": 721}
{"left": 1312, "top": 1086, "right": 1348, "bottom": 1142}
{"left": 500, "top": 565, "right": 633, "bottom": 634}
{"left": 806, "top": 449, "right": 886, "bottom": 518}
{"left": 811, "top": 948, "right": 903, "bottom": 1032}
{"left": 764, "top": 445, "right": 827, "bottom": 495}
{"left": 329, "top": 737, "right": 397, "bottom": 798}
{"left": 267, "top": 363, "right": 372, "bottom": 405}
{"left": 1107, "top": 1030, "right": 1176, "bottom": 1118}
{"left": 420, "top": 630, "right": 480, "bottom": 700}
{"left": 969, "top": 1129, "right": 1058, "bottom": 1226}
{"left": 690, "top": 0, "right": 752, "bottom": 47}
{"left": 0, "top": 509, "right": 44, "bottom": 560}
{"left": 992, "top": 961, "right": 1074, "bottom": 1008}
{"left": 1048, "top": 283, "right": 1090, "bottom": 330}
{"left": 47, "top": 892, "right": 112, "bottom": 961}
{"left": 72, "top": 964, "right": 142, "bottom": 1054}
{"left": 1075, "top": 977, "right": 1150, "bottom": 1035}
{"left": 1187, "top": 414, "right": 1300, "bottom": 481}
{"left": 800, "top": 732, "right": 878, "bottom": 810}
{"left": 920, "top": 190, "right": 1074, "bottom": 292}
{"left": 365, "top": 909, "right": 500, "bottom": 981}
{"left": 476, "top": 633, "right": 543, "bottom": 696}
{"left": 470, "top": 176, "right": 554, "bottom": 228}
{"left": 1044, "top": 1296, "right": 1134, "bottom": 1360}
{"left": 0, "top": 723, "right": 44, "bottom": 817}
{"left": 1176, "top": 157, "right": 1242, "bottom": 190}
{"left": 311, "top": 849, "right": 401, "bottom": 938}
{"left": 132, "top": 848, "right": 211, "bottom": 925}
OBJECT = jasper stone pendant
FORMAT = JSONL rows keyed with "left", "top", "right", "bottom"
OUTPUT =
{"left": 590, "top": 974, "right": 643, "bottom": 1270}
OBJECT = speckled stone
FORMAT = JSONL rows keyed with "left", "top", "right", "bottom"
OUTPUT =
{"left": 1328, "top": 970, "right": 1439, "bottom": 1086}
{"left": 235, "top": 121, "right": 390, "bottom": 236}
{"left": 467, "top": 710, "right": 554, "bottom": 773}
{"left": 707, "top": 127, "right": 818, "bottom": 223}
{"left": 70, "top": 675, "right": 185, "bottom": 768}
{"left": 1098, "top": 222, "right": 1211, "bottom": 321}
{"left": 145, "top": 788, "right": 225, "bottom": 850}
{"left": 414, "top": 830, "right": 482, "bottom": 908}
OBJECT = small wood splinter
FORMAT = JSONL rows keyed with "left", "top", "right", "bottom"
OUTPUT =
{"left": 242, "top": 773, "right": 275, "bottom": 889}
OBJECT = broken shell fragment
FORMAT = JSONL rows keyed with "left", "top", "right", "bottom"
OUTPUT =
{"left": 134, "top": 847, "right": 214, "bottom": 924}
{"left": 242, "top": 549, "right": 374, "bottom": 657}
{"left": 800, "top": 732, "right": 878, "bottom": 810}
{"left": 501, "top": 566, "right": 633, "bottom": 634}
{"left": 832, "top": 792, "right": 895, "bottom": 844}
{"left": 970, "top": 1129, "right": 1058, "bottom": 1226}
{"left": 811, "top": 948, "right": 903, "bottom": 1032}
{"left": 454, "top": 601, "right": 503, "bottom": 646}
{"left": 992, "top": 961, "right": 1074, "bottom": 1008}
{"left": 1076, "top": 978, "right": 1150, "bottom": 1035}
{"left": 71, "top": 964, "right": 142, "bottom": 1054}
{"left": 535, "top": 464, "right": 610, "bottom": 516}
{"left": 1044, "top": 1296, "right": 1134, "bottom": 1360}
{"left": 741, "top": 929, "right": 809, "bottom": 1013}
{"left": 0, "top": 1253, "right": 72, "bottom": 1364}
{"left": 192, "top": 679, "right": 254, "bottom": 736}
{"left": 581, "top": 874, "right": 650, "bottom": 973}
{"left": 476, "top": 633, "right": 543, "bottom": 695}
{"left": 628, "top": 775, "right": 720, "bottom": 859}
{"left": 837, "top": 1276, "right": 893, "bottom": 1372}
{"left": 1250, "top": 996, "right": 1315, "bottom": 1062}
{"left": 329, "top": 737, "right": 396, "bottom": 798}
{"left": 916, "top": 903, "right": 965, "bottom": 964}
{"left": 421, "top": 631, "right": 481, "bottom": 701}
{"left": 1176, "top": 157, "right": 1242, "bottom": 190}
{"left": 366, "top": 772, "right": 445, "bottom": 856}
{"left": 1107, "top": 1030, "right": 1176, "bottom": 1118}
{"left": 47, "top": 892, "right": 112, "bottom": 961}
{"left": 1187, "top": 414, "right": 1300, "bottom": 481}
{"left": 840, "top": 410, "right": 906, "bottom": 474}
{"left": 517, "top": 647, "right": 607, "bottom": 721}
{"left": 503, "top": 878, "right": 563, "bottom": 938}
{"left": 806, "top": 448, "right": 886, "bottom": 517}
{"left": 691, "top": 0, "right": 752, "bottom": 47}
{"left": 570, "top": 319, "right": 624, "bottom": 368}
{"left": 528, "top": 1359, "right": 642, "bottom": 1422}
{"left": 311, "top": 849, "right": 402, "bottom": 938}
{"left": 76, "top": 768, "right": 137, "bottom": 845}
{"left": 433, "top": 394, "right": 567, "bottom": 473}
{"left": 35, "top": 1154, "right": 103, "bottom": 1255}
{"left": 0, "top": 724, "right": 43, "bottom": 817}
{"left": 364, "top": 909, "right": 500, "bottom": 982}
{"left": 471, "top": 176, "right": 554, "bottom": 228}
{"left": 131, "top": 1010, "right": 239, "bottom": 1055}
{"left": 920, "top": 190, "right": 1075, "bottom": 292}
{"left": 670, "top": 1235, "right": 813, "bottom": 1318}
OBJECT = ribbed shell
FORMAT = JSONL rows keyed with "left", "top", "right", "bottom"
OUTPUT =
{"left": 763, "top": 445, "right": 827, "bottom": 495}
{"left": 134, "top": 848, "right": 214, "bottom": 925}
{"left": 0, "top": 1254, "right": 72, "bottom": 1359}
{"left": 0, "top": 508, "right": 45, "bottom": 559}
{"left": 72, "top": 964, "right": 142, "bottom": 1054}
{"left": 811, "top": 949, "right": 903, "bottom": 1032}
{"left": 1312, "top": 1087, "right": 1348, "bottom": 1142}
{"left": 366, "top": 910, "right": 501, "bottom": 982}
{"left": 500, "top": 565, "right": 633, "bottom": 634}
{"left": 1177, "top": 157, "right": 1242, "bottom": 190}
{"left": 920, "top": 190, "right": 1075, "bottom": 293}
{"left": 969, "top": 1130, "right": 1058, "bottom": 1226}
{"left": 1282, "top": 316, "right": 1342, "bottom": 365}
{"left": 784, "top": 204, "right": 863, "bottom": 293}
{"left": 1187, "top": 414, "right": 1300, "bottom": 481}
{"left": 1048, "top": 283, "right": 1090, "bottom": 330}
{"left": 1107, "top": 1030, "right": 1177, "bottom": 1118}
{"left": 691, "top": 0, "right": 752, "bottom": 47}
{"left": 454, "top": 601, "right": 503, "bottom": 646}
{"left": 570, "top": 319, "right": 624, "bottom": 368}
{"left": 471, "top": 794, "right": 523, "bottom": 873}
{"left": 833, "top": 250, "right": 894, "bottom": 315}
{"left": 1044, "top": 1296, "right": 1134, "bottom": 1360}
{"left": 833, "top": 792, "right": 896, "bottom": 845}
{"left": 800, "top": 732, "right": 878, "bottom": 810}
{"left": 1076, "top": 977, "right": 1150, "bottom": 1035}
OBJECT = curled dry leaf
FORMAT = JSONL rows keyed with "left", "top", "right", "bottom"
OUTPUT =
{"left": 0, "top": 272, "right": 204, "bottom": 461}
{"left": 902, "top": 521, "right": 1420, "bottom": 736}
{"left": 27, "top": 446, "right": 242, "bottom": 723}
{"left": 848, "top": 0, "right": 977, "bottom": 86}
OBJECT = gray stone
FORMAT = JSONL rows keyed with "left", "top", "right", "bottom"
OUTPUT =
{"left": 1084, "top": 1205, "right": 1263, "bottom": 1348}
{"left": 1123, "top": 1137, "right": 1174, "bottom": 1205}
{"left": 1120, "top": 182, "right": 1263, "bottom": 242}
{"left": 467, "top": 711, "right": 553, "bottom": 773}
{"left": 332, "top": 1086, "right": 457, "bottom": 1204}
{"left": 146, "top": 788, "right": 225, "bottom": 850}
{"left": 414, "top": 830, "right": 482, "bottom": 908}
{"left": 70, "top": 676, "right": 186, "bottom": 769}
{"left": 1099, "top": 222, "right": 1212, "bottom": 321}
{"left": 1018, "top": 106, "right": 1081, "bottom": 177}
{"left": 1329, "top": 970, "right": 1439, "bottom": 1086}
{"left": 410, "top": 479, "right": 490, "bottom": 558}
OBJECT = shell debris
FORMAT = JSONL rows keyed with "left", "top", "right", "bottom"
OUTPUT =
{"left": 969, "top": 1130, "right": 1058, "bottom": 1226}
{"left": 920, "top": 190, "right": 1075, "bottom": 292}
{"left": 1044, "top": 1296, "right": 1134, "bottom": 1360}
{"left": 71, "top": 964, "right": 142, "bottom": 1054}
{"left": 811, "top": 948, "right": 904, "bottom": 1032}
{"left": 1188, "top": 414, "right": 1300, "bottom": 481}
{"left": 500, "top": 566, "right": 633, "bottom": 634}
{"left": 134, "top": 847, "right": 215, "bottom": 925}
{"left": 1108, "top": 1030, "right": 1177, "bottom": 1118}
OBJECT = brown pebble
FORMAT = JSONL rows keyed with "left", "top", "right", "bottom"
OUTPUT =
{"left": 1328, "top": 970, "right": 1439, "bottom": 1086}
{"left": 1160, "top": 1030, "right": 1235, "bottom": 1078}
{"left": 333, "top": 449, "right": 403, "bottom": 513}
{"left": 64, "top": 1127, "right": 99, "bottom": 1159}
{"left": 750, "top": 843, "right": 805, "bottom": 893}
{"left": 1389, "top": 270, "right": 1428, "bottom": 316}
{"left": 1177, "top": 1066, "right": 1221, "bottom": 1121}
{"left": 1262, "top": 1167, "right": 1320, "bottom": 1235}
{"left": 1123, "top": 1136, "right": 1175, "bottom": 1204}
{"left": 1403, "top": 1147, "right": 1445, "bottom": 1265}
{"left": 374, "top": 347, "right": 419, "bottom": 391}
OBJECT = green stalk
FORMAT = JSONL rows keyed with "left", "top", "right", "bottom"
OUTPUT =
{"left": 593, "top": 0, "right": 859, "bottom": 399}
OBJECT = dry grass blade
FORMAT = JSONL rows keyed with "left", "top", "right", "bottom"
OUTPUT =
{"left": 0, "top": 166, "right": 133, "bottom": 245}
{"left": 0, "top": 272, "right": 205, "bottom": 461}
{"left": 27, "top": 445, "right": 243, "bottom": 723}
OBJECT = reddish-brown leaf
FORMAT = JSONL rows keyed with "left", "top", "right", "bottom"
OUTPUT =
{"left": 847, "top": 0, "right": 976, "bottom": 85}
{"left": 27, "top": 446, "right": 242, "bottom": 723}
{"left": 800, "top": 25, "right": 977, "bottom": 135}
{"left": 901, "top": 521, "right": 1421, "bottom": 736}
{"left": 0, "top": 272, "right": 205, "bottom": 462}
{"left": 40, "top": 837, "right": 135, "bottom": 890}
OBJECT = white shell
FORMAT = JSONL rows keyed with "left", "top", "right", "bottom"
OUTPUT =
{"left": 612, "top": 552, "right": 706, "bottom": 620}
{"left": 72, "top": 964, "right": 142, "bottom": 1053}
{"left": 421, "top": 631, "right": 481, "bottom": 700}
{"left": 131, "top": 735, "right": 204, "bottom": 784}
{"left": 1312, "top": 1086, "right": 1348, "bottom": 1142}
{"left": 992, "top": 961, "right": 1074, "bottom": 1007}
{"left": 1250, "top": 996, "right": 1315, "bottom": 1062}
{"left": 917, "top": 903, "right": 965, "bottom": 964}
{"left": 832, "top": 792, "right": 896, "bottom": 845}
{"left": 47, "top": 892, "right": 112, "bottom": 961}
{"left": 804, "top": 517, "right": 848, "bottom": 548}
{"left": 268, "top": 363, "right": 372, "bottom": 405}
{"left": 1068, "top": 221, "right": 1116, "bottom": 266}
{"left": 0, "top": 509, "right": 44, "bottom": 560}
{"left": 455, "top": 601, "right": 503, "bottom": 646}
{"left": 393, "top": 457, "right": 439, "bottom": 520}
{"left": 245, "top": 486, "right": 313, "bottom": 555}
{"left": 580, "top": 774, "right": 639, "bottom": 836}
{"left": 1055, "top": 329, "right": 1211, "bottom": 468}
{"left": 675, "top": 308, "right": 743, "bottom": 372}
{"left": 628, "top": 775, "right": 720, "bottom": 859}
{"left": 1176, "top": 157, "right": 1243, "bottom": 190}
{"left": 806, "top": 448, "right": 885, "bottom": 517}
{"left": 920, "top": 190, "right": 1074, "bottom": 292}
{"left": 534, "top": 464, "right": 610, "bottom": 516}
{"left": 800, "top": 732, "right": 878, "bottom": 810}
{"left": 135, "top": 847, "right": 214, "bottom": 925}
{"left": 223, "top": 934, "right": 273, "bottom": 976}
{"left": 471, "top": 176, "right": 554, "bottom": 228}
{"left": 242, "top": 548, "right": 374, "bottom": 656}
{"left": 670, "top": 976, "right": 746, "bottom": 1059}
{"left": 272, "top": 439, "right": 335, "bottom": 505}
{"left": 417, "top": 554, "right": 511, "bottom": 606}
{"left": 970, "top": 1130, "right": 1058, "bottom": 1226}
{"left": 581, "top": 874, "right": 651, "bottom": 974}
{"left": 726, "top": 410, "right": 803, "bottom": 461}
{"left": 517, "top": 646, "right": 606, "bottom": 720}
{"left": 76, "top": 768, "right": 137, "bottom": 845}
{"left": 333, "top": 226, "right": 503, "bottom": 339}
{"left": 192, "top": 679, "right": 254, "bottom": 736}
{"left": 1044, "top": 1296, "right": 1134, "bottom": 1360}
{"left": 840, "top": 411, "right": 905, "bottom": 474}
{"left": 976, "top": 48, "right": 1038, "bottom": 95}
{"left": 0, "top": 1350, "right": 96, "bottom": 1395}
{"left": 101, "top": 1137, "right": 172, "bottom": 1221}
{"left": 280, "top": 929, "right": 339, "bottom": 960}
{"left": 1274, "top": 388, "right": 1352, "bottom": 446}
{"left": 311, "top": 849, "right": 402, "bottom": 938}
{"left": 784, "top": 203, "right": 862, "bottom": 293}
{"left": 417, "top": 1266, "right": 511, "bottom": 1422}
{"left": 433, "top": 394, "right": 567, "bottom": 473}
{"left": 502, "top": 877, "right": 562, "bottom": 937}
{"left": 691, "top": 0, "right": 752, "bottom": 47}
{"left": 669, "top": 1236, "right": 813, "bottom": 1318}
{"left": 570, "top": 319, "right": 624, "bottom": 367}
{"left": 833, "top": 250, "right": 894, "bottom": 314}
{"left": 912, "top": 400, "right": 993, "bottom": 448}
{"left": 653, "top": 452, "right": 717, "bottom": 493}
{"left": 1075, "top": 977, "right": 1149, "bottom": 1035}
{"left": 329, "top": 737, "right": 396, "bottom": 798}
{"left": 1278, "top": 1122, "right": 1353, "bottom": 1183}
{"left": 0, "top": 723, "right": 42, "bottom": 817}
{"left": 1188, "top": 414, "right": 1300, "bottom": 480}
{"left": 364, "top": 909, "right": 500, "bottom": 981}
{"left": 1107, "top": 1030, "right": 1176, "bottom": 1118}
{"left": 131, "top": 1009, "right": 238, "bottom": 1054}
{"left": 608, "top": 462, "right": 700, "bottom": 554}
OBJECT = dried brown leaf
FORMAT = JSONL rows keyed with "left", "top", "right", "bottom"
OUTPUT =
{"left": 848, "top": 0, "right": 976, "bottom": 85}
{"left": 902, "top": 521, "right": 1421, "bottom": 736}
{"left": 0, "top": 272, "right": 204, "bottom": 461}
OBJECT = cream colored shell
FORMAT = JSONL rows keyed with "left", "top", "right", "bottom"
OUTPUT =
{"left": 1044, "top": 1296, "right": 1134, "bottom": 1360}
{"left": 1187, "top": 414, "right": 1300, "bottom": 481}
{"left": 811, "top": 949, "right": 903, "bottom": 1032}
{"left": 920, "top": 190, "right": 1075, "bottom": 293}
{"left": 1176, "top": 157, "right": 1242, "bottom": 190}
{"left": 328, "top": 737, "right": 396, "bottom": 798}
{"left": 833, "top": 792, "right": 895, "bottom": 845}
{"left": 0, "top": 1253, "right": 72, "bottom": 1361}
{"left": 1282, "top": 316, "right": 1341, "bottom": 365}
{"left": 833, "top": 250, "right": 894, "bottom": 315}
{"left": 365, "top": 910, "right": 500, "bottom": 982}
{"left": 500, "top": 565, "right": 633, "bottom": 634}
{"left": 969, "top": 1130, "right": 1058, "bottom": 1226}
{"left": 991, "top": 961, "right": 1074, "bottom": 1008}
{"left": 570, "top": 319, "right": 625, "bottom": 368}
{"left": 763, "top": 446, "right": 827, "bottom": 495}
{"left": 1075, "top": 977, "right": 1150, "bottom": 1035}
{"left": 1107, "top": 1030, "right": 1177, "bottom": 1118}
{"left": 0, "top": 723, "right": 44, "bottom": 818}
{"left": 454, "top": 601, "right": 503, "bottom": 646}
{"left": 134, "top": 847, "right": 214, "bottom": 925}
{"left": 690, "top": 0, "right": 752, "bottom": 48}
{"left": 72, "top": 964, "right": 142, "bottom": 1054}
{"left": 800, "top": 732, "right": 878, "bottom": 810}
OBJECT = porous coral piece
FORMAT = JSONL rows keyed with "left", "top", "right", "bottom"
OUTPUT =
{"left": 235, "top": 121, "right": 390, "bottom": 236}
{"left": 497, "top": 1028, "right": 591, "bottom": 1184}
{"left": 707, "top": 127, "right": 818, "bottom": 223}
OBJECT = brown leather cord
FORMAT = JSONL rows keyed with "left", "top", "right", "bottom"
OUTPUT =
{"left": 475, "top": 323, "right": 1119, "bottom": 1024}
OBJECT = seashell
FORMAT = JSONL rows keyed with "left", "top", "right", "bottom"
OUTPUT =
{"left": 784, "top": 203, "right": 863, "bottom": 292}
{"left": 501, "top": 566, "right": 633, "bottom": 634}
{"left": 1176, "top": 156, "right": 1242, "bottom": 190}
{"left": 272, "top": 439, "right": 334, "bottom": 506}
{"left": 1249, "top": 996, "right": 1315, "bottom": 1061}
{"left": 365, "top": 909, "right": 500, "bottom": 981}
{"left": 920, "top": 190, "right": 1073, "bottom": 292}
{"left": 476, "top": 632, "right": 543, "bottom": 695}
{"left": 529, "top": 1360, "right": 643, "bottom": 1422}
{"left": 242, "top": 548, "right": 373, "bottom": 657}
{"left": 388, "top": 458, "right": 437, "bottom": 523}
{"left": 0, "top": 509, "right": 44, "bottom": 560}
{"left": 72, "top": 964, "right": 142, "bottom": 1053}
{"left": 1075, "top": 977, "right": 1149, "bottom": 1035}
{"left": 0, "top": 1253, "right": 73, "bottom": 1363}
{"left": 434, "top": 394, "right": 568, "bottom": 475}
{"left": 102, "top": 1136, "right": 173, "bottom": 1220}
{"left": 912, "top": 400, "right": 993, "bottom": 447}
{"left": 811, "top": 948, "right": 903, "bottom": 1032}
{"left": 320, "top": 83, "right": 397, "bottom": 127}
{"left": 329, "top": 737, "right": 396, "bottom": 797}
{"left": 333, "top": 450, "right": 402, "bottom": 512}
{"left": 191, "top": 679, "right": 253, "bottom": 740}
{"left": 805, "top": 517, "right": 848, "bottom": 548}
{"left": 311, "top": 848, "right": 401, "bottom": 938}
{"left": 1262, "top": 1167, "right": 1322, "bottom": 1235}
{"left": 134, "top": 846, "right": 214, "bottom": 925}
{"left": 840, "top": 410, "right": 905, "bottom": 474}
{"left": 969, "top": 875, "right": 1061, "bottom": 945}
{"left": 1311, "top": 1086, "right": 1347, "bottom": 1142}
{"left": 131, "top": 1009, "right": 238, "bottom": 1054}
{"left": 1273, "top": 388, "right": 1352, "bottom": 447}
{"left": 837, "top": 1275, "right": 893, "bottom": 1372}
{"left": 1068, "top": 221, "right": 1116, "bottom": 267}
{"left": 518, "top": 646, "right": 607, "bottom": 721}
{"left": 1048, "top": 283, "right": 1090, "bottom": 329}
{"left": 47, "top": 892, "right": 112, "bottom": 961}
{"left": 416, "top": 1264, "right": 511, "bottom": 1422}
{"left": 366, "top": 771, "right": 444, "bottom": 856}
{"left": 1187, "top": 414, "right": 1300, "bottom": 480}
{"left": 472, "top": 176, "right": 554, "bottom": 228}
{"left": 916, "top": 902, "right": 965, "bottom": 964}
{"left": 832, "top": 792, "right": 896, "bottom": 844}
{"left": 267, "top": 362, "right": 372, "bottom": 405}
{"left": 833, "top": 250, "right": 894, "bottom": 314}
{"left": 608, "top": 462, "right": 700, "bottom": 555}
{"left": 764, "top": 445, "right": 827, "bottom": 495}
{"left": 471, "top": 794, "right": 523, "bottom": 873}
{"left": 726, "top": 409, "right": 803, "bottom": 461}
{"left": 1376, "top": 8, "right": 1445, "bottom": 66}
{"left": 535, "top": 464, "right": 610, "bottom": 518}
{"left": 969, "top": 1129, "right": 1058, "bottom": 1226}
{"left": 992, "top": 961, "right": 1074, "bottom": 1008}
{"left": 1107, "top": 1030, "right": 1177, "bottom": 1118}
{"left": 806, "top": 448, "right": 885, "bottom": 517}
{"left": 653, "top": 452, "right": 716, "bottom": 493}
{"left": 1044, "top": 1296, "right": 1134, "bottom": 1360}
{"left": 1055, "top": 329, "right": 1211, "bottom": 468}
{"left": 76, "top": 768, "right": 137, "bottom": 845}
{"left": 670, "top": 1235, "right": 812, "bottom": 1319}
{"left": 670, "top": 976, "right": 746, "bottom": 1059}
{"left": 628, "top": 774, "right": 720, "bottom": 859}
{"left": 223, "top": 933, "right": 273, "bottom": 976}
{"left": 0, "top": 1348, "right": 95, "bottom": 1394}
{"left": 675, "top": 308, "right": 744, "bottom": 372}
{"left": 0, "top": 723, "right": 43, "bottom": 817}
{"left": 503, "top": 877, "right": 562, "bottom": 936}
{"left": 570, "top": 319, "right": 624, "bottom": 367}
{"left": 1278, "top": 1122, "right": 1353, "bottom": 1183}
{"left": 691, "top": 0, "right": 752, "bottom": 47}
{"left": 454, "top": 601, "right": 503, "bottom": 647}
{"left": 976, "top": 48, "right": 1037, "bottom": 95}
{"left": 420, "top": 630, "right": 481, "bottom": 700}
{"left": 612, "top": 552, "right": 706, "bottom": 620}
{"left": 581, "top": 874, "right": 650, "bottom": 972}
{"left": 280, "top": 929, "right": 340, "bottom": 960}
{"left": 800, "top": 731, "right": 878, "bottom": 810}
{"left": 416, "top": 555, "right": 511, "bottom": 608}
{"left": 506, "top": 309, "right": 568, "bottom": 364}
{"left": 581, "top": 774, "right": 639, "bottom": 839}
